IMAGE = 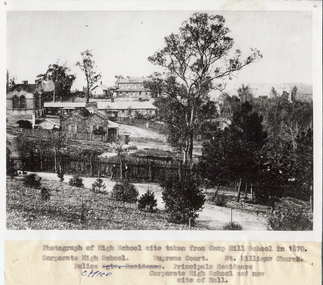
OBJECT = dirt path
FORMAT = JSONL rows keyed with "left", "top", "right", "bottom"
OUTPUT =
{"left": 118, "top": 124, "right": 166, "bottom": 140}
{"left": 30, "top": 172, "right": 267, "bottom": 231}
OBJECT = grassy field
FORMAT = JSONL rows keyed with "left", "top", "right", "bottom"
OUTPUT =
{"left": 6, "top": 177, "right": 207, "bottom": 230}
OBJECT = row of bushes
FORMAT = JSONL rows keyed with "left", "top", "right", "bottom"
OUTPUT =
{"left": 22, "top": 172, "right": 204, "bottom": 223}
{"left": 22, "top": 173, "right": 159, "bottom": 213}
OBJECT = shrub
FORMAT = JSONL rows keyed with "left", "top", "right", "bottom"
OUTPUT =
{"left": 161, "top": 175, "right": 205, "bottom": 224}
{"left": 41, "top": 187, "right": 51, "bottom": 201}
{"left": 57, "top": 171, "right": 64, "bottom": 182}
{"left": 6, "top": 147, "right": 17, "bottom": 178}
{"left": 92, "top": 178, "right": 106, "bottom": 193}
{"left": 57, "top": 162, "right": 64, "bottom": 182}
{"left": 16, "top": 120, "right": 32, "bottom": 129}
{"left": 267, "top": 205, "right": 312, "bottom": 231}
{"left": 24, "top": 173, "right": 42, "bottom": 189}
{"left": 138, "top": 189, "right": 157, "bottom": 212}
{"left": 112, "top": 179, "right": 139, "bottom": 203}
{"left": 214, "top": 193, "right": 226, "bottom": 207}
{"left": 223, "top": 222, "right": 243, "bottom": 230}
{"left": 68, "top": 175, "right": 84, "bottom": 187}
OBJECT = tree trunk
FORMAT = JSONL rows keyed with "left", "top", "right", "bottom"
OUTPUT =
{"left": 183, "top": 149, "right": 188, "bottom": 164}
{"left": 236, "top": 178, "right": 242, "bottom": 202}
{"left": 214, "top": 185, "right": 220, "bottom": 198}
{"left": 188, "top": 132, "right": 194, "bottom": 162}
{"left": 178, "top": 160, "right": 183, "bottom": 180}
{"left": 119, "top": 157, "right": 123, "bottom": 180}
{"left": 54, "top": 149, "right": 58, "bottom": 173}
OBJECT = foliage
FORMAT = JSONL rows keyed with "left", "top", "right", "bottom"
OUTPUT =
{"left": 200, "top": 102, "right": 267, "bottom": 187}
{"left": 112, "top": 179, "right": 139, "bottom": 203}
{"left": 143, "top": 72, "right": 165, "bottom": 98}
{"left": 219, "top": 93, "right": 241, "bottom": 120}
{"left": 68, "top": 174, "right": 84, "bottom": 188}
{"left": 6, "top": 70, "right": 16, "bottom": 92}
{"left": 92, "top": 178, "right": 106, "bottom": 193}
{"left": 36, "top": 62, "right": 76, "bottom": 102}
{"left": 24, "top": 173, "right": 42, "bottom": 189}
{"left": 78, "top": 108, "right": 91, "bottom": 118}
{"left": 214, "top": 193, "right": 226, "bottom": 207}
{"left": 199, "top": 128, "right": 234, "bottom": 185}
{"left": 161, "top": 174, "right": 205, "bottom": 224}
{"left": 16, "top": 120, "right": 32, "bottom": 129}
{"left": 138, "top": 189, "right": 158, "bottom": 212}
{"left": 237, "top": 84, "right": 253, "bottom": 104}
{"left": 223, "top": 222, "right": 243, "bottom": 230}
{"left": 267, "top": 204, "right": 312, "bottom": 231}
{"left": 292, "top": 128, "right": 313, "bottom": 200}
{"left": 6, "top": 147, "right": 17, "bottom": 178}
{"left": 270, "top": 87, "right": 277, "bottom": 98}
{"left": 254, "top": 97, "right": 313, "bottom": 202}
{"left": 57, "top": 160, "right": 64, "bottom": 182}
{"left": 255, "top": 138, "right": 292, "bottom": 204}
{"left": 76, "top": 49, "right": 102, "bottom": 103}
{"left": 291, "top": 86, "right": 297, "bottom": 102}
{"left": 41, "top": 187, "right": 51, "bottom": 201}
{"left": 148, "top": 12, "right": 262, "bottom": 162}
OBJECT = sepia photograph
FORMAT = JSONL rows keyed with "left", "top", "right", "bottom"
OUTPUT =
{"left": 6, "top": 10, "right": 314, "bottom": 231}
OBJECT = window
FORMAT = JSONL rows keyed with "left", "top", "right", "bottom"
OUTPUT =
{"left": 12, "top": 95, "right": 19, "bottom": 109}
{"left": 19, "top": 95, "right": 27, "bottom": 109}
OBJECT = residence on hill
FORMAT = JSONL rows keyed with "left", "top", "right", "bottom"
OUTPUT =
{"left": 90, "top": 81, "right": 110, "bottom": 98}
{"left": 97, "top": 100, "right": 156, "bottom": 120}
{"left": 114, "top": 76, "right": 151, "bottom": 100}
{"left": 61, "top": 111, "right": 119, "bottom": 138}
{"left": 6, "top": 81, "right": 43, "bottom": 124}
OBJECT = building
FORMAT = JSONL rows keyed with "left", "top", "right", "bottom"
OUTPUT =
{"left": 61, "top": 112, "right": 119, "bottom": 138}
{"left": 113, "top": 76, "right": 151, "bottom": 100}
{"left": 44, "top": 102, "right": 87, "bottom": 116}
{"left": 6, "top": 81, "right": 43, "bottom": 125}
{"left": 97, "top": 100, "right": 156, "bottom": 120}
{"left": 91, "top": 82, "right": 109, "bottom": 98}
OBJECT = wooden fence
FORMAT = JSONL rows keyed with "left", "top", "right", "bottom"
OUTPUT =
{"left": 7, "top": 126, "right": 108, "bottom": 142}
{"left": 19, "top": 155, "right": 200, "bottom": 183}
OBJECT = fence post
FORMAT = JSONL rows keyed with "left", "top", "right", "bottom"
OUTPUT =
{"left": 148, "top": 161, "right": 153, "bottom": 181}
{"left": 230, "top": 208, "right": 233, "bottom": 223}
{"left": 178, "top": 161, "right": 183, "bottom": 180}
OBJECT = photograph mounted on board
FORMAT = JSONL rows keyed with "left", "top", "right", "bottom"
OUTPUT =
{"left": 6, "top": 10, "right": 313, "bottom": 231}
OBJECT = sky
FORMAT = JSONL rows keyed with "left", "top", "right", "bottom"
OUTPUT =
{"left": 6, "top": 10, "right": 312, "bottom": 94}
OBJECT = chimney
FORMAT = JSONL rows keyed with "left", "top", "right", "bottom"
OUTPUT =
{"left": 23, "top": 80, "right": 28, "bottom": 85}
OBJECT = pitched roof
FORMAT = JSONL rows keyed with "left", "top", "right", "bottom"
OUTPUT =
{"left": 44, "top": 102, "right": 87, "bottom": 108}
{"left": 61, "top": 111, "right": 119, "bottom": 128}
{"left": 115, "top": 87, "right": 150, "bottom": 92}
{"left": 9, "top": 83, "right": 39, "bottom": 93}
{"left": 97, "top": 101, "right": 156, "bottom": 110}
{"left": 117, "top": 76, "right": 147, "bottom": 84}
{"left": 92, "top": 84, "right": 108, "bottom": 91}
